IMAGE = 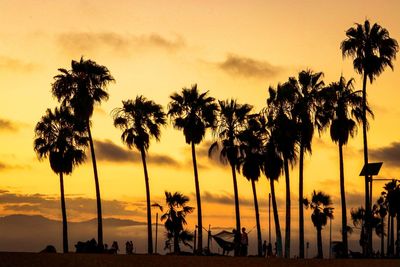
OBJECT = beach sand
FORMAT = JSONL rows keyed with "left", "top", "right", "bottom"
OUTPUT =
{"left": 0, "top": 252, "right": 399, "bottom": 267}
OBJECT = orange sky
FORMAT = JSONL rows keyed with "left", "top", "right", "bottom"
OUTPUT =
{"left": 0, "top": 0, "right": 399, "bottom": 255}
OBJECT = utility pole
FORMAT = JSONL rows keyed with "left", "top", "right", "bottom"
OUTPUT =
{"left": 155, "top": 212, "right": 158, "bottom": 254}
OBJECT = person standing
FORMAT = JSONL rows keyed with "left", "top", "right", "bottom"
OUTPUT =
{"left": 241, "top": 227, "right": 248, "bottom": 256}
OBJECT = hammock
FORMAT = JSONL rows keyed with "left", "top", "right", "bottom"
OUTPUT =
{"left": 211, "top": 230, "right": 235, "bottom": 251}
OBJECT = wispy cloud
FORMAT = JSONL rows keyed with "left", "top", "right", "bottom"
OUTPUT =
{"left": 370, "top": 142, "right": 400, "bottom": 167}
{"left": 0, "top": 190, "right": 144, "bottom": 218}
{"left": 57, "top": 32, "right": 185, "bottom": 55}
{"left": 201, "top": 191, "right": 254, "bottom": 207}
{"left": 94, "top": 139, "right": 180, "bottom": 166}
{"left": 0, "top": 56, "right": 38, "bottom": 72}
{"left": 218, "top": 54, "right": 282, "bottom": 79}
{"left": 0, "top": 118, "right": 19, "bottom": 132}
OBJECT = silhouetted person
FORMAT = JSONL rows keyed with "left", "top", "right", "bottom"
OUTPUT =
{"left": 111, "top": 241, "right": 119, "bottom": 255}
{"left": 262, "top": 240, "right": 267, "bottom": 257}
{"left": 233, "top": 229, "right": 241, "bottom": 256}
{"left": 267, "top": 242, "right": 273, "bottom": 258}
{"left": 126, "top": 241, "right": 134, "bottom": 254}
{"left": 240, "top": 227, "right": 248, "bottom": 256}
{"left": 274, "top": 242, "right": 277, "bottom": 256}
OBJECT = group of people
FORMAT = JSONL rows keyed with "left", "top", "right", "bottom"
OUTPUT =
{"left": 231, "top": 228, "right": 274, "bottom": 257}
{"left": 125, "top": 240, "right": 134, "bottom": 254}
{"left": 233, "top": 227, "right": 249, "bottom": 256}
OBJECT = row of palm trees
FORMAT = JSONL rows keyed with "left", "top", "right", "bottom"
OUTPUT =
{"left": 33, "top": 19, "right": 398, "bottom": 257}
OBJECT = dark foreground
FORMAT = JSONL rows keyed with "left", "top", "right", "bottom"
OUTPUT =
{"left": 0, "top": 252, "right": 399, "bottom": 267}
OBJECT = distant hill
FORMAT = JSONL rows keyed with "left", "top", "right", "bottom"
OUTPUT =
{"left": 0, "top": 214, "right": 148, "bottom": 253}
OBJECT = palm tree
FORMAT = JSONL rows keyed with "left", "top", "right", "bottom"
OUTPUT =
{"left": 266, "top": 83, "right": 298, "bottom": 258}
{"left": 341, "top": 20, "right": 398, "bottom": 254}
{"left": 237, "top": 115, "right": 263, "bottom": 256}
{"left": 168, "top": 84, "right": 218, "bottom": 253}
{"left": 304, "top": 190, "right": 334, "bottom": 258}
{"left": 154, "top": 191, "right": 194, "bottom": 254}
{"left": 321, "top": 76, "right": 367, "bottom": 256}
{"left": 51, "top": 57, "right": 114, "bottom": 247}
{"left": 34, "top": 106, "right": 88, "bottom": 253}
{"left": 383, "top": 180, "right": 398, "bottom": 256}
{"left": 209, "top": 99, "right": 252, "bottom": 251}
{"left": 385, "top": 180, "right": 400, "bottom": 256}
{"left": 112, "top": 96, "right": 166, "bottom": 254}
{"left": 261, "top": 133, "right": 283, "bottom": 257}
{"left": 292, "top": 70, "right": 325, "bottom": 258}
{"left": 373, "top": 196, "right": 387, "bottom": 257}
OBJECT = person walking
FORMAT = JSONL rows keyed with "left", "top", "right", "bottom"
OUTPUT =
{"left": 241, "top": 227, "right": 248, "bottom": 256}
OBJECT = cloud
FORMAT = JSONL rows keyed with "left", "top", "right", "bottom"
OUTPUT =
{"left": 93, "top": 139, "right": 180, "bottom": 166}
{"left": 218, "top": 54, "right": 281, "bottom": 78}
{"left": 0, "top": 190, "right": 144, "bottom": 218}
{"left": 0, "top": 161, "right": 27, "bottom": 172}
{"left": 0, "top": 56, "right": 38, "bottom": 72}
{"left": 369, "top": 142, "right": 400, "bottom": 167}
{"left": 201, "top": 191, "right": 254, "bottom": 207}
{"left": 0, "top": 118, "right": 19, "bottom": 132}
{"left": 57, "top": 32, "right": 185, "bottom": 55}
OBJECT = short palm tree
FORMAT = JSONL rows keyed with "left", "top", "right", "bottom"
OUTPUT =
{"left": 341, "top": 20, "right": 398, "bottom": 254}
{"left": 52, "top": 57, "right": 114, "bottom": 247}
{"left": 304, "top": 190, "right": 334, "bottom": 259}
{"left": 209, "top": 99, "right": 252, "bottom": 249}
{"left": 237, "top": 115, "right": 263, "bottom": 256}
{"left": 382, "top": 180, "right": 398, "bottom": 256}
{"left": 321, "top": 76, "right": 367, "bottom": 256}
{"left": 112, "top": 95, "right": 166, "bottom": 254}
{"left": 292, "top": 70, "right": 325, "bottom": 258}
{"left": 154, "top": 191, "right": 194, "bottom": 254}
{"left": 34, "top": 106, "right": 88, "bottom": 253}
{"left": 373, "top": 196, "right": 387, "bottom": 257}
{"left": 168, "top": 84, "right": 218, "bottom": 253}
{"left": 266, "top": 83, "right": 298, "bottom": 258}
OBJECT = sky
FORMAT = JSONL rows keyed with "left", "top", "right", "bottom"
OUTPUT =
{"left": 0, "top": 0, "right": 399, "bottom": 256}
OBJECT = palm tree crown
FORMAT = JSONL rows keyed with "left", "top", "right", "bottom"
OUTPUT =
{"left": 341, "top": 19, "right": 398, "bottom": 82}
{"left": 52, "top": 57, "right": 115, "bottom": 122}
{"left": 168, "top": 84, "right": 218, "bottom": 144}
{"left": 34, "top": 106, "right": 87, "bottom": 174}
{"left": 112, "top": 95, "right": 167, "bottom": 151}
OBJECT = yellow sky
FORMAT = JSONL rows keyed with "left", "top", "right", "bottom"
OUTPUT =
{"left": 0, "top": 0, "right": 399, "bottom": 254}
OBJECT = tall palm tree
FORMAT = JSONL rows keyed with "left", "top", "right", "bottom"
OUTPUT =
{"left": 112, "top": 96, "right": 166, "bottom": 254}
{"left": 266, "top": 83, "right": 298, "bottom": 258}
{"left": 304, "top": 190, "right": 334, "bottom": 258}
{"left": 155, "top": 191, "right": 194, "bottom": 254}
{"left": 321, "top": 76, "right": 367, "bottom": 256}
{"left": 209, "top": 99, "right": 252, "bottom": 251}
{"left": 168, "top": 84, "right": 218, "bottom": 253}
{"left": 34, "top": 106, "right": 87, "bottom": 253}
{"left": 52, "top": 57, "right": 114, "bottom": 247}
{"left": 261, "top": 133, "right": 284, "bottom": 257}
{"left": 292, "top": 70, "right": 325, "bottom": 258}
{"left": 237, "top": 115, "right": 263, "bottom": 256}
{"left": 341, "top": 20, "right": 398, "bottom": 254}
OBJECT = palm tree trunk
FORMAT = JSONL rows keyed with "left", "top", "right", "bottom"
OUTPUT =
{"left": 361, "top": 72, "right": 371, "bottom": 256}
{"left": 191, "top": 142, "right": 202, "bottom": 254}
{"left": 230, "top": 162, "right": 241, "bottom": 256}
{"left": 140, "top": 147, "right": 153, "bottom": 254}
{"left": 396, "top": 214, "right": 400, "bottom": 256}
{"left": 87, "top": 123, "right": 103, "bottom": 248}
{"left": 390, "top": 215, "right": 395, "bottom": 256}
{"left": 339, "top": 142, "right": 348, "bottom": 256}
{"left": 317, "top": 226, "right": 323, "bottom": 258}
{"left": 251, "top": 179, "right": 262, "bottom": 256}
{"left": 270, "top": 178, "right": 283, "bottom": 257}
{"left": 283, "top": 157, "right": 291, "bottom": 258}
{"left": 381, "top": 217, "right": 384, "bottom": 257}
{"left": 299, "top": 143, "right": 304, "bottom": 258}
{"left": 174, "top": 230, "right": 180, "bottom": 254}
{"left": 59, "top": 172, "right": 68, "bottom": 253}
{"left": 387, "top": 214, "right": 391, "bottom": 256}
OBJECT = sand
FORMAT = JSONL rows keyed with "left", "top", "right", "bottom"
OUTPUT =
{"left": 0, "top": 252, "right": 399, "bottom": 267}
